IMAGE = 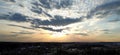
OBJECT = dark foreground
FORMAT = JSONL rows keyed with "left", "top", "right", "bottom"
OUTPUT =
{"left": 0, "top": 42, "right": 120, "bottom": 55}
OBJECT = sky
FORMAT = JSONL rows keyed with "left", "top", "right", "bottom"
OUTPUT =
{"left": 0, "top": 0, "right": 120, "bottom": 42}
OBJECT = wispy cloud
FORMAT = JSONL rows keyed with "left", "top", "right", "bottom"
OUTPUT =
{"left": 7, "top": 24, "right": 34, "bottom": 30}
{"left": 11, "top": 31, "right": 34, "bottom": 35}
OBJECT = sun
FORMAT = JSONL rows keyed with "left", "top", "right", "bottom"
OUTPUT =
{"left": 51, "top": 32, "right": 66, "bottom": 38}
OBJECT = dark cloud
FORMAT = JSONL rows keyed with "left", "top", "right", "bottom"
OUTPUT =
{"left": 31, "top": 15, "right": 82, "bottom": 27}
{"left": 38, "top": 0, "right": 51, "bottom": 9}
{"left": 43, "top": 11, "right": 53, "bottom": 18}
{"left": 30, "top": 15, "right": 83, "bottom": 32}
{"left": 9, "top": 13, "right": 27, "bottom": 22}
{"left": 9, "top": 0, "right": 16, "bottom": 2}
{"left": 9, "top": 31, "right": 34, "bottom": 37}
{"left": 0, "top": 13, "right": 27, "bottom": 22}
{"left": 100, "top": 29, "right": 112, "bottom": 34}
{"left": 0, "top": 14, "right": 9, "bottom": 19}
{"left": 2, "top": 0, "right": 16, "bottom": 2}
{"left": 87, "top": 1, "right": 120, "bottom": 19}
{"left": 18, "top": 4, "right": 24, "bottom": 7}
{"left": 101, "top": 29, "right": 110, "bottom": 31}
{"left": 7, "top": 24, "right": 34, "bottom": 30}
{"left": 11, "top": 31, "right": 34, "bottom": 35}
{"left": 38, "top": 0, "right": 72, "bottom": 9}
{"left": 52, "top": 0, "right": 73, "bottom": 9}
{"left": 95, "top": 1, "right": 120, "bottom": 11}
{"left": 74, "top": 33, "right": 88, "bottom": 36}
{"left": 40, "top": 27, "right": 63, "bottom": 32}
{"left": 31, "top": 6, "right": 43, "bottom": 14}
{"left": 1, "top": 31, "right": 34, "bottom": 37}
{"left": 31, "top": 2, "right": 53, "bottom": 17}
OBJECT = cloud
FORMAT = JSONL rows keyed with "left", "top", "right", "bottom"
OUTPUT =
{"left": 101, "top": 29, "right": 110, "bottom": 31}
{"left": 31, "top": 15, "right": 82, "bottom": 27}
{"left": 52, "top": 0, "right": 73, "bottom": 9}
{"left": 30, "top": 15, "right": 83, "bottom": 32}
{"left": 38, "top": 0, "right": 72, "bottom": 9}
{"left": 65, "top": 32, "right": 88, "bottom": 36}
{"left": 2, "top": 0, "right": 16, "bottom": 2}
{"left": 9, "top": 30, "right": 35, "bottom": 37}
{"left": 38, "top": 0, "right": 51, "bottom": 9}
{"left": 87, "top": 1, "right": 120, "bottom": 19}
{"left": 108, "top": 18, "right": 120, "bottom": 22}
{"left": 9, "top": 0, "right": 16, "bottom": 2}
{"left": 74, "top": 33, "right": 88, "bottom": 36}
{"left": 0, "top": 13, "right": 27, "bottom": 22}
{"left": 31, "top": 5, "right": 43, "bottom": 14}
{"left": 11, "top": 31, "right": 34, "bottom": 35}
{"left": 9, "top": 13, "right": 27, "bottom": 22}
{"left": 39, "top": 27, "right": 63, "bottom": 32}
{"left": 43, "top": 11, "right": 53, "bottom": 18}
{"left": 0, "top": 0, "right": 119, "bottom": 36}
{"left": 0, "top": 34, "right": 13, "bottom": 37}
{"left": 7, "top": 24, "right": 34, "bottom": 30}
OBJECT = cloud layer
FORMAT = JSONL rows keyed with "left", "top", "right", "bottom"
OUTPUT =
{"left": 0, "top": 0, "right": 120, "bottom": 42}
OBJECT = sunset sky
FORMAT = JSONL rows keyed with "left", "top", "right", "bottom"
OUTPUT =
{"left": 0, "top": 0, "right": 120, "bottom": 42}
